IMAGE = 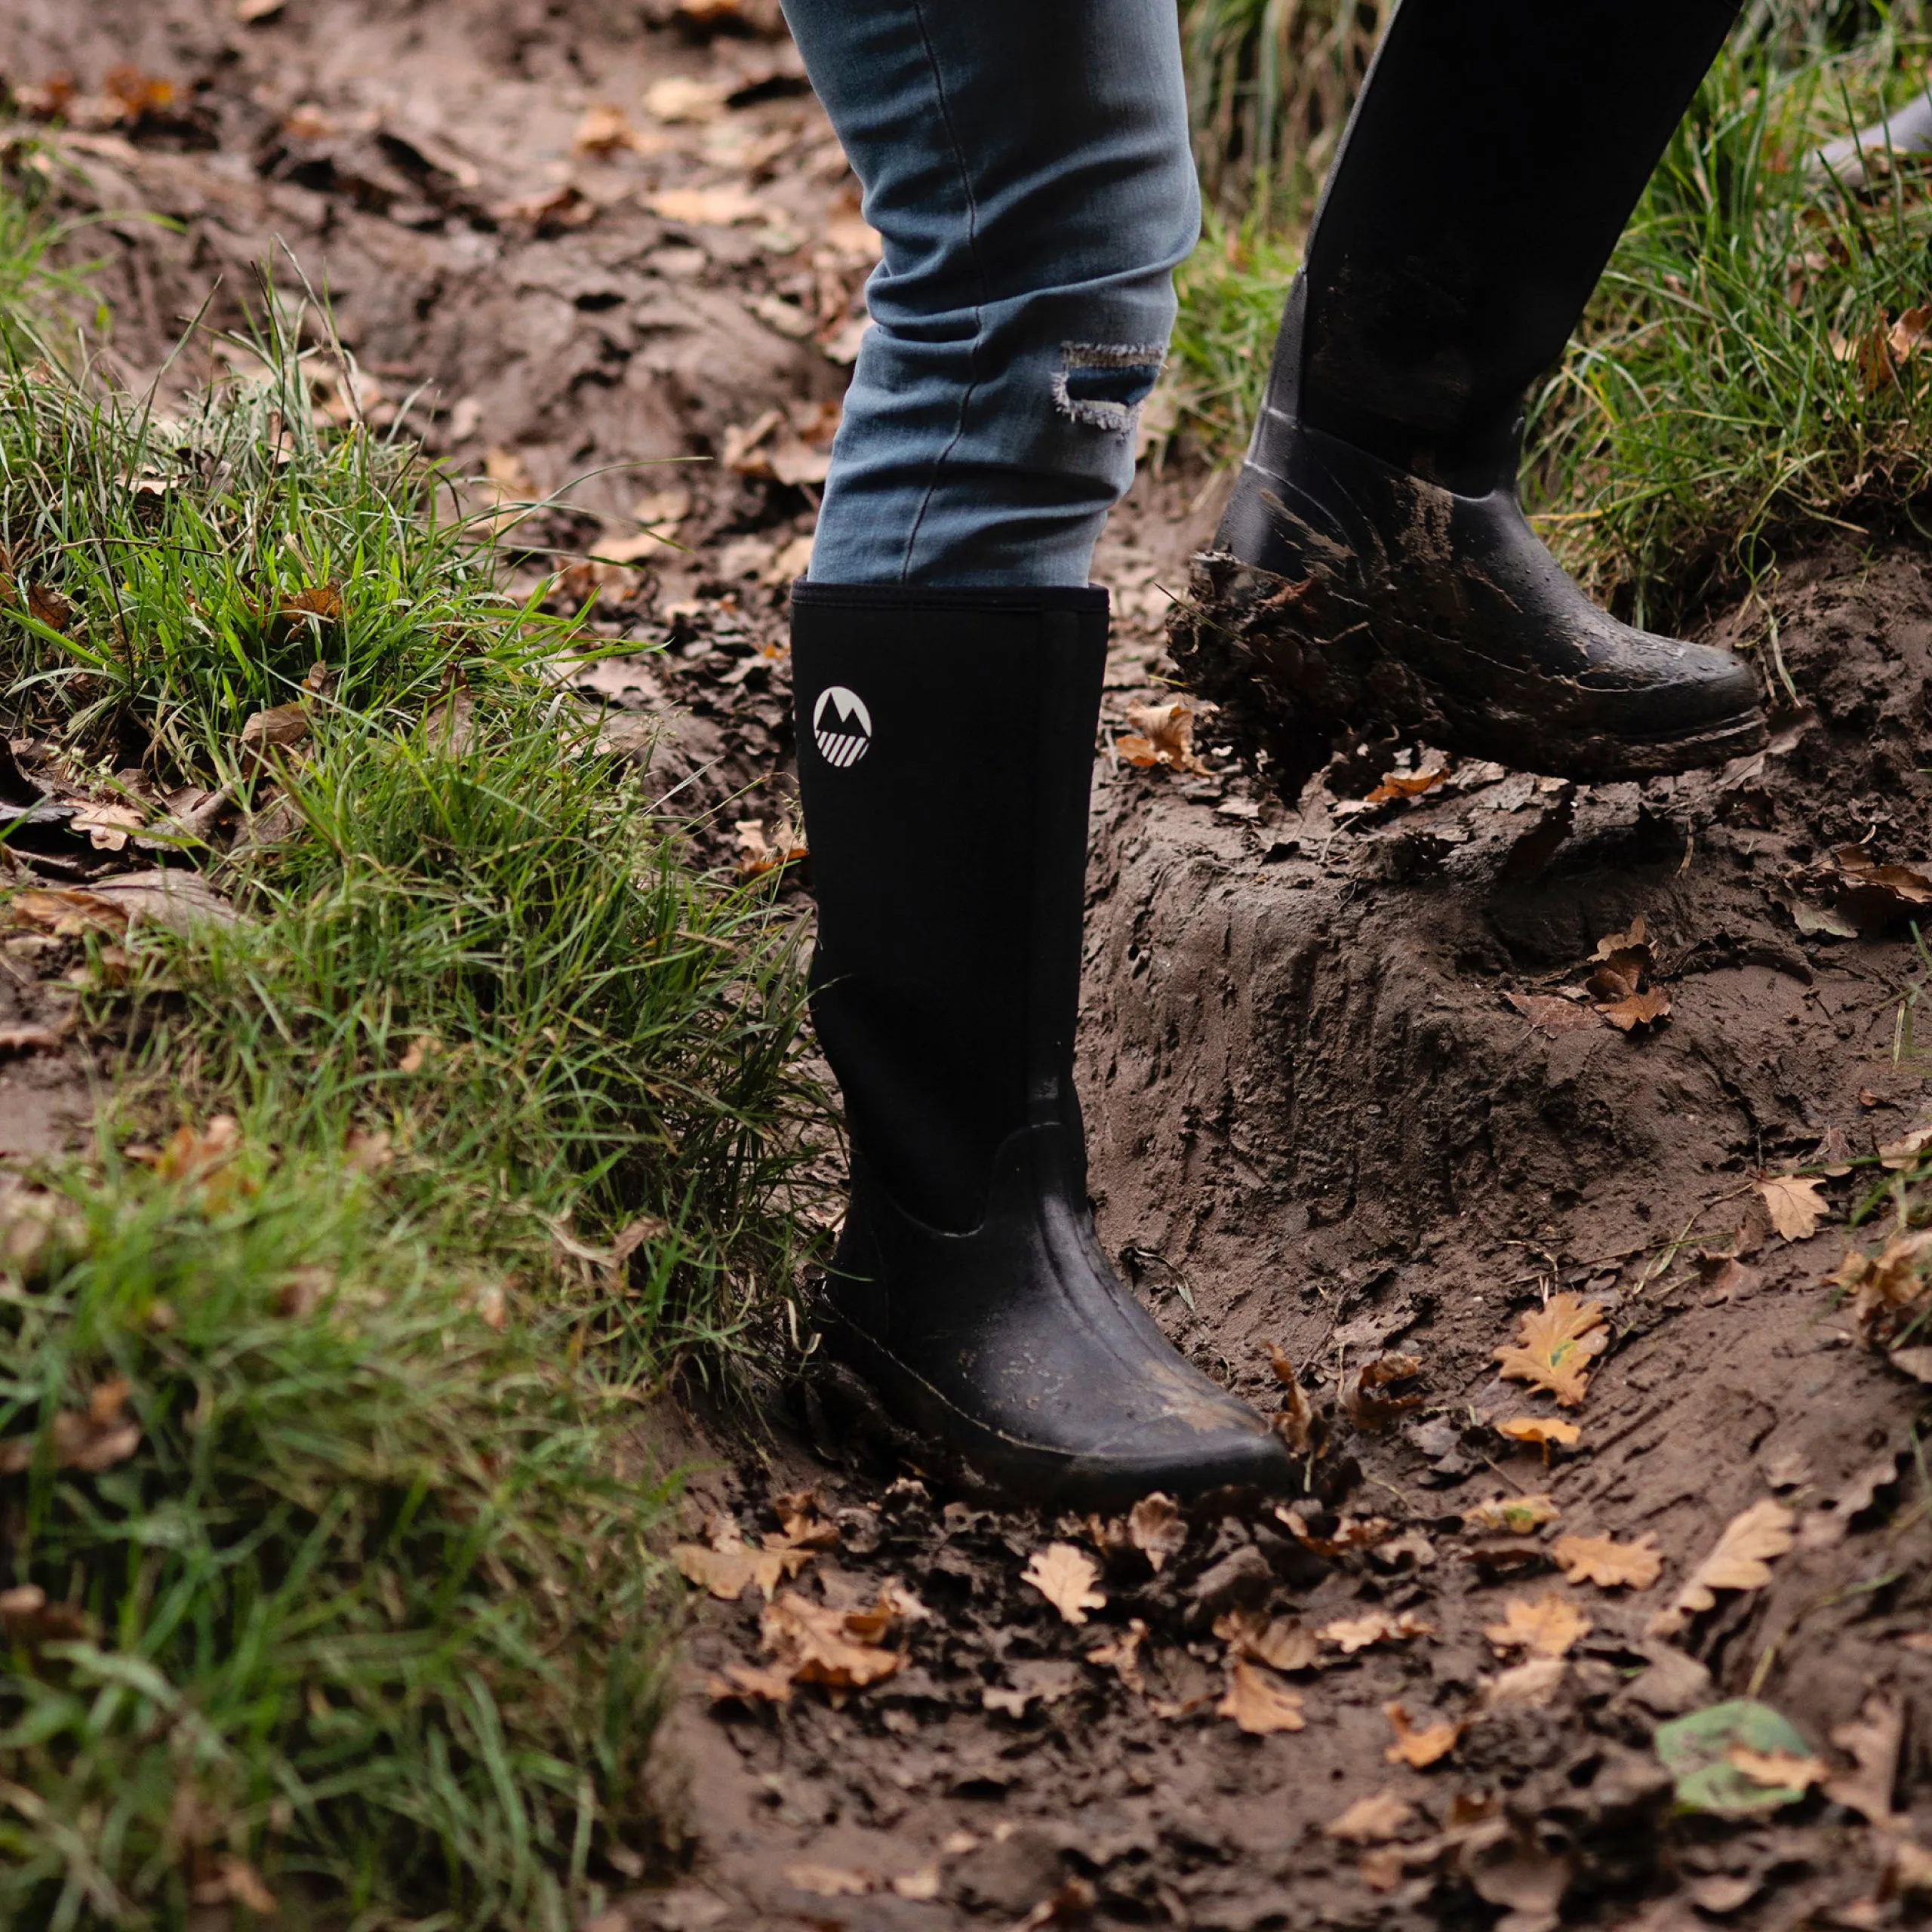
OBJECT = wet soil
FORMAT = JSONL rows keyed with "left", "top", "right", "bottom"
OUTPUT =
{"left": 9, "top": 6, "right": 1932, "bottom": 1930}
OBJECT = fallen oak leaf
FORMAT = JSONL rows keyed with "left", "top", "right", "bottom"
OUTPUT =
{"left": 672, "top": 1535, "right": 804, "bottom": 1602}
{"left": 1494, "top": 1293, "right": 1608, "bottom": 1408}
{"left": 1267, "top": 1342, "right": 1316, "bottom": 1452}
{"left": 1484, "top": 1592, "right": 1591, "bottom": 1657}
{"left": 1322, "top": 1607, "right": 1435, "bottom": 1654}
{"left": 1217, "top": 1655, "right": 1306, "bottom": 1734}
{"left": 1484, "top": 1656, "right": 1569, "bottom": 1709}
{"left": 0, "top": 1377, "right": 141, "bottom": 1476}
{"left": 22, "top": 582, "right": 72, "bottom": 634}
{"left": 1880, "top": 1122, "right": 1932, "bottom": 1171}
{"left": 1342, "top": 1352, "right": 1424, "bottom": 1432}
{"left": 1828, "top": 1691, "right": 1905, "bottom": 1826}
{"left": 1084, "top": 1617, "right": 1148, "bottom": 1693}
{"left": 1758, "top": 1173, "right": 1829, "bottom": 1242}
{"left": 6, "top": 888, "right": 131, "bottom": 940}
{"left": 1835, "top": 1226, "right": 1932, "bottom": 1346}
{"left": 1126, "top": 1491, "right": 1186, "bottom": 1574}
{"left": 1598, "top": 986, "right": 1672, "bottom": 1032}
{"left": 761, "top": 1588, "right": 905, "bottom": 1691}
{"left": 1496, "top": 1416, "right": 1582, "bottom": 1460}
{"left": 1324, "top": 1792, "right": 1416, "bottom": 1844}
{"left": 646, "top": 185, "right": 766, "bottom": 226}
{"left": 783, "top": 1863, "right": 873, "bottom": 1898}
{"left": 1552, "top": 1531, "right": 1662, "bottom": 1590}
{"left": 1832, "top": 843, "right": 1932, "bottom": 934}
{"left": 71, "top": 802, "right": 144, "bottom": 851}
{"left": 1364, "top": 765, "right": 1449, "bottom": 804}
{"left": 1216, "top": 1609, "right": 1320, "bottom": 1672}
{"left": 1115, "top": 700, "right": 1211, "bottom": 776}
{"left": 1465, "top": 1492, "right": 1559, "bottom": 1536}
{"left": 706, "top": 1659, "right": 795, "bottom": 1705}
{"left": 1022, "top": 1543, "right": 1106, "bottom": 1626}
{"left": 1592, "top": 914, "right": 1649, "bottom": 960}
{"left": 1384, "top": 1700, "right": 1462, "bottom": 1768}
{"left": 1506, "top": 989, "right": 1604, "bottom": 1035}
{"left": 1647, "top": 1498, "right": 1795, "bottom": 1638}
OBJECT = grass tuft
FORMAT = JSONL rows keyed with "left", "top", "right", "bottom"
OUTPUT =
{"left": 0, "top": 190, "right": 820, "bottom": 1927}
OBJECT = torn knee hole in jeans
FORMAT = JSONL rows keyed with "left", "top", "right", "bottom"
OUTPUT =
{"left": 1052, "top": 341, "right": 1165, "bottom": 434}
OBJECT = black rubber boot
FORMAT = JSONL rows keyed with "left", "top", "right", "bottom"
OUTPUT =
{"left": 790, "top": 582, "right": 1295, "bottom": 1509}
{"left": 1192, "top": 0, "right": 1768, "bottom": 786}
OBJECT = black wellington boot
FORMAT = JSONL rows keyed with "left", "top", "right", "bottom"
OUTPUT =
{"left": 790, "top": 582, "right": 1295, "bottom": 1509}
{"left": 1182, "top": 0, "right": 1769, "bottom": 788}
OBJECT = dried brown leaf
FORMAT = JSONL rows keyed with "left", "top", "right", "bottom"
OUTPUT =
{"left": 1343, "top": 1352, "right": 1425, "bottom": 1432}
{"left": 1827, "top": 1692, "right": 1905, "bottom": 1826}
{"left": 1383, "top": 1700, "right": 1462, "bottom": 1768}
{"left": 26, "top": 583, "right": 71, "bottom": 632}
{"left": 1647, "top": 1498, "right": 1795, "bottom": 1638}
{"left": 1115, "top": 700, "right": 1211, "bottom": 776}
{"left": 1322, "top": 1608, "right": 1435, "bottom": 1654}
{"left": 646, "top": 185, "right": 765, "bottom": 226}
{"left": 1758, "top": 1173, "right": 1828, "bottom": 1242}
{"left": 1465, "top": 1493, "right": 1559, "bottom": 1536}
{"left": 1364, "top": 766, "right": 1448, "bottom": 804}
{"left": 1022, "top": 1543, "right": 1106, "bottom": 1626}
{"left": 1126, "top": 1492, "right": 1186, "bottom": 1574}
{"left": 672, "top": 1537, "right": 801, "bottom": 1602}
{"left": 0, "top": 1377, "right": 140, "bottom": 1476}
{"left": 1483, "top": 1592, "right": 1591, "bottom": 1657}
{"left": 1552, "top": 1531, "right": 1662, "bottom": 1590}
{"left": 1216, "top": 1609, "right": 1320, "bottom": 1672}
{"left": 1592, "top": 914, "right": 1649, "bottom": 960}
{"left": 1496, "top": 1415, "right": 1582, "bottom": 1456}
{"left": 1506, "top": 990, "right": 1604, "bottom": 1035}
{"left": 1085, "top": 1616, "right": 1148, "bottom": 1694}
{"left": 1835, "top": 1226, "right": 1932, "bottom": 1346}
{"left": 1217, "top": 1656, "right": 1306, "bottom": 1734}
{"left": 761, "top": 1589, "right": 904, "bottom": 1690}
{"left": 1324, "top": 1792, "right": 1417, "bottom": 1844}
{"left": 784, "top": 1863, "right": 872, "bottom": 1898}
{"left": 1494, "top": 1294, "right": 1608, "bottom": 1408}
{"left": 1598, "top": 986, "right": 1672, "bottom": 1032}
{"left": 1267, "top": 1343, "right": 1316, "bottom": 1452}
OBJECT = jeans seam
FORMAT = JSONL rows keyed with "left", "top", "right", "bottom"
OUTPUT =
{"left": 900, "top": 0, "right": 989, "bottom": 584}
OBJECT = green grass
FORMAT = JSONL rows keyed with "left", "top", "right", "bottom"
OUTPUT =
{"left": 0, "top": 188, "right": 820, "bottom": 1927}
{"left": 1530, "top": 20, "right": 1932, "bottom": 624}
{"left": 1168, "top": 6, "right": 1932, "bottom": 626}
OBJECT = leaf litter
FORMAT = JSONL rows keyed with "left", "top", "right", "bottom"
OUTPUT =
{"left": 66, "top": 11, "right": 1932, "bottom": 1924}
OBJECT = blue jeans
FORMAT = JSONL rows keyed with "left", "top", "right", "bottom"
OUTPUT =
{"left": 781, "top": 0, "right": 1199, "bottom": 586}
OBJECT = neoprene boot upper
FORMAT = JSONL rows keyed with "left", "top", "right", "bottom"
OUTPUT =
{"left": 1199, "top": 0, "right": 1767, "bottom": 786}
{"left": 790, "top": 583, "right": 1295, "bottom": 1508}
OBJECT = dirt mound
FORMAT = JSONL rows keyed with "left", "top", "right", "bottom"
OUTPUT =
{"left": 657, "top": 542, "right": 1932, "bottom": 1931}
{"left": 12, "top": 6, "right": 1932, "bottom": 1926}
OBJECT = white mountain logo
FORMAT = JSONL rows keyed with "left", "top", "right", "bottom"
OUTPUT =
{"left": 813, "top": 685, "right": 872, "bottom": 768}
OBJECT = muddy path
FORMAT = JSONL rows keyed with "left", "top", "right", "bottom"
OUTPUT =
{"left": 10, "top": 6, "right": 1932, "bottom": 1929}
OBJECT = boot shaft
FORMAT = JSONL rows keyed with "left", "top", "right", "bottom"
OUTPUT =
{"left": 1286, "top": 0, "right": 1740, "bottom": 491}
{"left": 789, "top": 583, "right": 1107, "bottom": 1232}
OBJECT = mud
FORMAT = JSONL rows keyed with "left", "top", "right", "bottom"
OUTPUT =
{"left": 8, "top": 5, "right": 1932, "bottom": 1929}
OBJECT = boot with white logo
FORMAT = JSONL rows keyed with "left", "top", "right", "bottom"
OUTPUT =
{"left": 789, "top": 580, "right": 1296, "bottom": 1508}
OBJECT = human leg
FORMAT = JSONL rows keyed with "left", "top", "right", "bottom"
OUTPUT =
{"left": 1189, "top": 0, "right": 1770, "bottom": 785}
{"left": 780, "top": 0, "right": 1294, "bottom": 1503}
{"left": 781, "top": 0, "right": 1199, "bottom": 585}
